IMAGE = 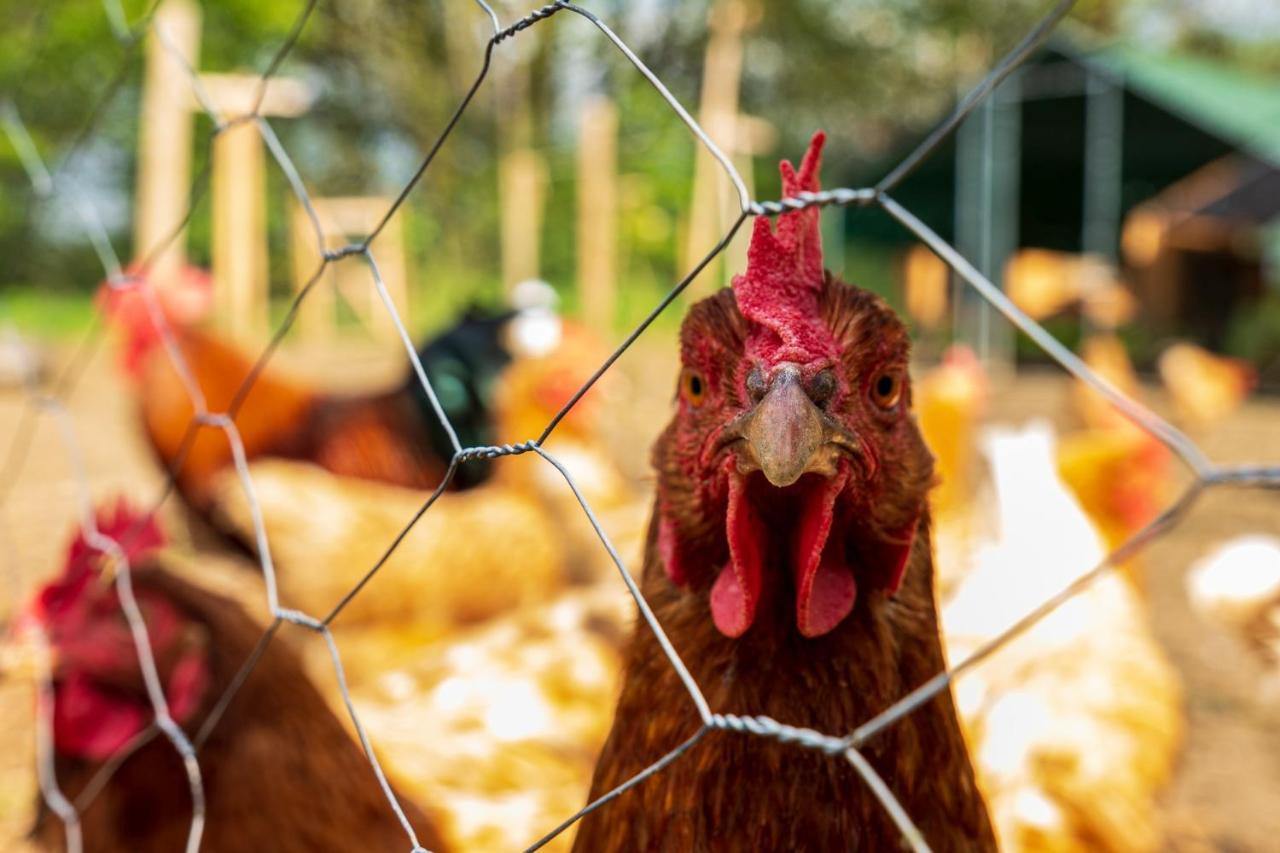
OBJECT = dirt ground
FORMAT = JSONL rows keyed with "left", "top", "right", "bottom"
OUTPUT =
{"left": 1, "top": 336, "right": 1279, "bottom": 850}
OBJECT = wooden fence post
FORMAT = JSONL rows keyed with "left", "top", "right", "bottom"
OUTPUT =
{"left": 683, "top": 0, "right": 761, "bottom": 295}
{"left": 577, "top": 96, "right": 618, "bottom": 333}
{"left": 199, "top": 73, "right": 312, "bottom": 342}
{"left": 290, "top": 197, "right": 410, "bottom": 342}
{"left": 133, "top": 0, "right": 201, "bottom": 284}
{"left": 500, "top": 148, "right": 548, "bottom": 290}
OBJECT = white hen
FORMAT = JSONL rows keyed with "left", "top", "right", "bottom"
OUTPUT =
{"left": 1186, "top": 535, "right": 1280, "bottom": 685}
{"left": 941, "top": 420, "right": 1183, "bottom": 853}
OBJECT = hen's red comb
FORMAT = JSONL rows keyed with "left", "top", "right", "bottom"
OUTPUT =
{"left": 30, "top": 500, "right": 166, "bottom": 627}
{"left": 732, "top": 131, "right": 837, "bottom": 369}
{"left": 64, "top": 500, "right": 166, "bottom": 581}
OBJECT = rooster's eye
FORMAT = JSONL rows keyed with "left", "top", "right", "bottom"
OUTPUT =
{"left": 870, "top": 373, "right": 902, "bottom": 410}
{"left": 680, "top": 369, "right": 707, "bottom": 407}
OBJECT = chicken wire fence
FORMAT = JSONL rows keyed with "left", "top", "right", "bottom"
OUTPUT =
{"left": 2, "top": 0, "right": 1279, "bottom": 851}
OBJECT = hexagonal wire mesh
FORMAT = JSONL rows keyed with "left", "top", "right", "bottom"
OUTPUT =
{"left": 3, "top": 1, "right": 1279, "bottom": 852}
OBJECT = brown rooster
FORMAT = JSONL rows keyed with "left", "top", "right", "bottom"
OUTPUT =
{"left": 100, "top": 269, "right": 522, "bottom": 515}
{"left": 573, "top": 134, "right": 994, "bottom": 850}
{"left": 18, "top": 501, "right": 447, "bottom": 853}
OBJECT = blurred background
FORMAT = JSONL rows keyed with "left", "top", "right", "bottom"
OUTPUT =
{"left": 2, "top": 0, "right": 1280, "bottom": 850}
{"left": 0, "top": 0, "right": 1278, "bottom": 364}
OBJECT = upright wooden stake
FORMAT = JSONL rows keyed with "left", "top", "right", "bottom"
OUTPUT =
{"left": 684, "top": 0, "right": 759, "bottom": 295}
{"left": 133, "top": 0, "right": 200, "bottom": 284}
{"left": 577, "top": 96, "right": 618, "bottom": 333}
{"left": 199, "top": 73, "right": 312, "bottom": 342}
{"left": 291, "top": 196, "right": 410, "bottom": 342}
{"left": 212, "top": 120, "right": 267, "bottom": 340}
{"left": 500, "top": 148, "right": 548, "bottom": 290}
{"left": 289, "top": 199, "right": 329, "bottom": 340}
{"left": 495, "top": 48, "right": 547, "bottom": 294}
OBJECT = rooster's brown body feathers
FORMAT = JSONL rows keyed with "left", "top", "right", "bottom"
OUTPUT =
{"left": 138, "top": 327, "right": 449, "bottom": 513}
{"left": 574, "top": 189, "right": 996, "bottom": 849}
{"left": 574, "top": 510, "right": 993, "bottom": 851}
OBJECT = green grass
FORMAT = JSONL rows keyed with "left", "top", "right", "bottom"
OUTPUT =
{"left": 0, "top": 240, "right": 888, "bottom": 348}
{"left": 2, "top": 287, "right": 98, "bottom": 339}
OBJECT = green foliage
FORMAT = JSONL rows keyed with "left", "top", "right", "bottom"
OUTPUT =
{"left": 0, "top": 286, "right": 96, "bottom": 338}
{"left": 2, "top": 0, "right": 1275, "bottom": 347}
{"left": 1225, "top": 292, "right": 1280, "bottom": 368}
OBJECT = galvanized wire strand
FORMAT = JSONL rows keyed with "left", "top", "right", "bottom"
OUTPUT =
{"left": 844, "top": 746, "right": 931, "bottom": 853}
{"left": 0, "top": 0, "right": 332, "bottom": 598}
{"left": 5, "top": 0, "right": 1280, "bottom": 851}
{"left": 707, "top": 713, "right": 848, "bottom": 753}
{"left": 537, "top": 211, "right": 751, "bottom": 444}
{"left": 40, "top": 399, "right": 207, "bottom": 853}
{"left": 0, "top": 101, "right": 55, "bottom": 195}
{"left": 53, "top": 57, "right": 143, "bottom": 172}
{"left": 847, "top": 481, "right": 1205, "bottom": 748}
{"left": 364, "top": 248, "right": 463, "bottom": 454}
{"left": 317, "top": 624, "right": 433, "bottom": 853}
{"left": 525, "top": 727, "right": 710, "bottom": 852}
{"left": 73, "top": 725, "right": 161, "bottom": 811}
{"left": 44, "top": 0, "right": 166, "bottom": 175}
{"left": 109, "top": 562, "right": 207, "bottom": 853}
{"left": 212, "top": 415, "right": 283, "bottom": 613}
{"left": 473, "top": 0, "right": 502, "bottom": 35}
{"left": 1, "top": 3, "right": 566, "bottom": 843}
{"left": 1, "top": 105, "right": 123, "bottom": 279}
{"left": 133, "top": 155, "right": 215, "bottom": 271}
{"left": 877, "top": 192, "right": 1214, "bottom": 477}
{"left": 193, "top": 620, "right": 282, "bottom": 749}
{"left": 532, "top": 445, "right": 712, "bottom": 719}
{"left": 153, "top": 18, "right": 221, "bottom": 125}
{"left": 561, "top": 2, "right": 751, "bottom": 214}
{"left": 747, "top": 178, "right": 1221, "bottom": 477}
{"left": 257, "top": 116, "right": 328, "bottom": 253}
{"left": 749, "top": 187, "right": 877, "bottom": 216}
{"left": 0, "top": 12, "right": 214, "bottom": 503}
{"left": 321, "top": 459, "right": 459, "bottom": 626}
{"left": 1206, "top": 465, "right": 1280, "bottom": 488}
{"left": 0, "top": 4, "right": 322, "bottom": 842}
{"left": 99, "top": 0, "right": 132, "bottom": 44}
{"left": 361, "top": 37, "right": 496, "bottom": 249}
{"left": 874, "top": 0, "right": 1076, "bottom": 196}
{"left": 496, "top": 1, "right": 571, "bottom": 43}
{"left": 0, "top": 518, "right": 79, "bottom": 853}
{"left": 31, "top": 625, "right": 84, "bottom": 853}
{"left": 248, "top": 0, "right": 321, "bottom": 118}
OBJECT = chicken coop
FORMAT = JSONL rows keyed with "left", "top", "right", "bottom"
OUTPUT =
{"left": 2, "top": 1, "right": 1280, "bottom": 852}
{"left": 862, "top": 29, "right": 1280, "bottom": 384}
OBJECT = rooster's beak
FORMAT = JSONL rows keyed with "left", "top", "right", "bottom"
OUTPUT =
{"left": 742, "top": 365, "right": 825, "bottom": 487}
{"left": 728, "top": 363, "right": 863, "bottom": 488}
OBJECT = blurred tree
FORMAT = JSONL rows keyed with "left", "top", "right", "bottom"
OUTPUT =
{"left": 1, "top": 0, "right": 1275, "bottom": 328}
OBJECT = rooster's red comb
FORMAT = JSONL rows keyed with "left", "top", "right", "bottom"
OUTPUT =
{"left": 732, "top": 131, "right": 837, "bottom": 369}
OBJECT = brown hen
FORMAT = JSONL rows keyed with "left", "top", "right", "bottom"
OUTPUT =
{"left": 573, "top": 133, "right": 994, "bottom": 851}
{"left": 21, "top": 501, "right": 446, "bottom": 853}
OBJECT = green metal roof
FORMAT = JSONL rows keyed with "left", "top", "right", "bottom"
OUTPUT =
{"left": 1072, "top": 41, "right": 1280, "bottom": 167}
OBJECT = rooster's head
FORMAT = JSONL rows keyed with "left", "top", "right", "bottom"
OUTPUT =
{"left": 656, "top": 132, "right": 933, "bottom": 639}
{"left": 97, "top": 264, "right": 213, "bottom": 377}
